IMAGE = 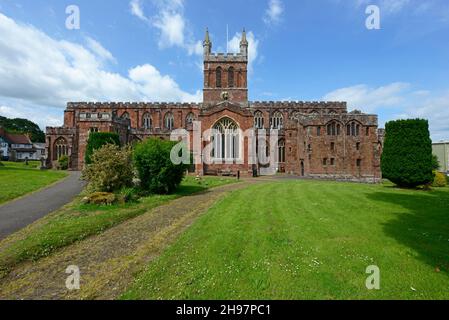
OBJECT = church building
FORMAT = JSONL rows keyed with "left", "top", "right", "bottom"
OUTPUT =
{"left": 46, "top": 29, "right": 383, "bottom": 182}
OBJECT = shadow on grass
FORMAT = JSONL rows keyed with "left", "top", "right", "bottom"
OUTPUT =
{"left": 367, "top": 188, "right": 449, "bottom": 274}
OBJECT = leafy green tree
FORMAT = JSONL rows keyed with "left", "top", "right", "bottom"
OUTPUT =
{"left": 381, "top": 119, "right": 434, "bottom": 188}
{"left": 0, "top": 116, "right": 45, "bottom": 142}
{"left": 85, "top": 132, "right": 121, "bottom": 165}
{"left": 133, "top": 138, "right": 188, "bottom": 194}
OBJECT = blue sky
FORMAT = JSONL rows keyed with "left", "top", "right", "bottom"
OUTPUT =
{"left": 0, "top": 0, "right": 448, "bottom": 140}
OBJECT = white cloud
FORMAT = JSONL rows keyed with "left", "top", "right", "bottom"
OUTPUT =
{"left": 86, "top": 37, "right": 117, "bottom": 64}
{"left": 264, "top": 0, "right": 284, "bottom": 25}
{"left": 0, "top": 13, "right": 201, "bottom": 129}
{"left": 130, "top": 0, "right": 149, "bottom": 22}
{"left": 323, "top": 82, "right": 410, "bottom": 113}
{"left": 129, "top": 0, "right": 202, "bottom": 56}
{"left": 323, "top": 82, "right": 449, "bottom": 141}
{"left": 228, "top": 31, "right": 260, "bottom": 73}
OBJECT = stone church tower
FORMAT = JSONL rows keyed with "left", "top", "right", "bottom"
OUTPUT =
{"left": 203, "top": 29, "right": 248, "bottom": 106}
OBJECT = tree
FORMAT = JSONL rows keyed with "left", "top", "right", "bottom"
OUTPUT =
{"left": 0, "top": 116, "right": 45, "bottom": 142}
{"left": 85, "top": 132, "right": 120, "bottom": 165}
{"left": 381, "top": 119, "right": 434, "bottom": 188}
{"left": 133, "top": 138, "right": 188, "bottom": 194}
{"left": 431, "top": 154, "right": 440, "bottom": 171}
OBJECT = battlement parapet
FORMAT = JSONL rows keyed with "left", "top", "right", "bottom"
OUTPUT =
{"left": 204, "top": 52, "right": 248, "bottom": 63}
{"left": 67, "top": 102, "right": 203, "bottom": 110}
{"left": 250, "top": 101, "right": 348, "bottom": 110}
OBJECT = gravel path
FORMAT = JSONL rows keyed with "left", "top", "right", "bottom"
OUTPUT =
{"left": 0, "top": 172, "right": 85, "bottom": 240}
{"left": 0, "top": 181, "right": 253, "bottom": 300}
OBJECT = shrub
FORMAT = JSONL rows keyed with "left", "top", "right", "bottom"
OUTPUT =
{"left": 81, "top": 192, "right": 117, "bottom": 205}
{"left": 433, "top": 171, "right": 448, "bottom": 188}
{"left": 82, "top": 144, "right": 134, "bottom": 192}
{"left": 133, "top": 138, "right": 188, "bottom": 194}
{"left": 381, "top": 119, "right": 434, "bottom": 188}
{"left": 117, "top": 187, "right": 140, "bottom": 203}
{"left": 58, "top": 155, "right": 69, "bottom": 170}
{"left": 85, "top": 132, "right": 120, "bottom": 165}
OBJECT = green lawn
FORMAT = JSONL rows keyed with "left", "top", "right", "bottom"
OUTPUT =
{"left": 0, "top": 176, "right": 238, "bottom": 277}
{"left": 122, "top": 180, "right": 449, "bottom": 300}
{"left": 0, "top": 161, "right": 68, "bottom": 205}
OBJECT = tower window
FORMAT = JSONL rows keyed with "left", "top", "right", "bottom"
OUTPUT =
{"left": 356, "top": 142, "right": 361, "bottom": 151}
{"left": 357, "top": 159, "right": 362, "bottom": 167}
{"left": 323, "top": 158, "right": 328, "bottom": 166}
{"left": 216, "top": 67, "right": 222, "bottom": 88}
{"left": 228, "top": 67, "right": 234, "bottom": 88}
{"left": 331, "top": 142, "right": 335, "bottom": 151}
{"left": 331, "top": 158, "right": 335, "bottom": 166}
{"left": 317, "top": 127, "right": 321, "bottom": 136}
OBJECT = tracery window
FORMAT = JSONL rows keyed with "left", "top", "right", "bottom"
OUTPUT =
{"left": 165, "top": 112, "right": 174, "bottom": 130}
{"left": 254, "top": 111, "right": 264, "bottom": 129}
{"left": 212, "top": 118, "right": 240, "bottom": 160}
{"left": 271, "top": 111, "right": 284, "bottom": 130}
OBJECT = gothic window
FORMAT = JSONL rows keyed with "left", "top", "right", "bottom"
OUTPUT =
{"left": 186, "top": 112, "right": 195, "bottom": 126}
{"left": 216, "top": 67, "right": 222, "bottom": 88}
{"left": 271, "top": 111, "right": 284, "bottom": 129}
{"left": 327, "top": 122, "right": 341, "bottom": 136}
{"left": 347, "top": 122, "right": 361, "bottom": 136}
{"left": 278, "top": 139, "right": 286, "bottom": 163}
{"left": 121, "top": 112, "right": 130, "bottom": 120}
{"left": 164, "top": 112, "right": 174, "bottom": 130}
{"left": 317, "top": 127, "right": 321, "bottom": 136}
{"left": 212, "top": 117, "right": 240, "bottom": 160}
{"left": 228, "top": 67, "right": 235, "bottom": 88}
{"left": 54, "top": 137, "right": 68, "bottom": 161}
{"left": 142, "top": 113, "right": 152, "bottom": 129}
{"left": 254, "top": 111, "right": 264, "bottom": 129}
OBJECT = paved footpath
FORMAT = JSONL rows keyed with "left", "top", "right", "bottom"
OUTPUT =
{"left": 0, "top": 171, "right": 85, "bottom": 240}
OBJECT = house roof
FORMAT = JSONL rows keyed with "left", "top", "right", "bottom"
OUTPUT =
{"left": 0, "top": 127, "right": 32, "bottom": 145}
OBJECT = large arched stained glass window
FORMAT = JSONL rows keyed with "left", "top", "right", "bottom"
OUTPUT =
{"left": 212, "top": 118, "right": 240, "bottom": 160}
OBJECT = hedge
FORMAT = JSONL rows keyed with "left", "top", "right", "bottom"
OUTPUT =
{"left": 381, "top": 119, "right": 433, "bottom": 188}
